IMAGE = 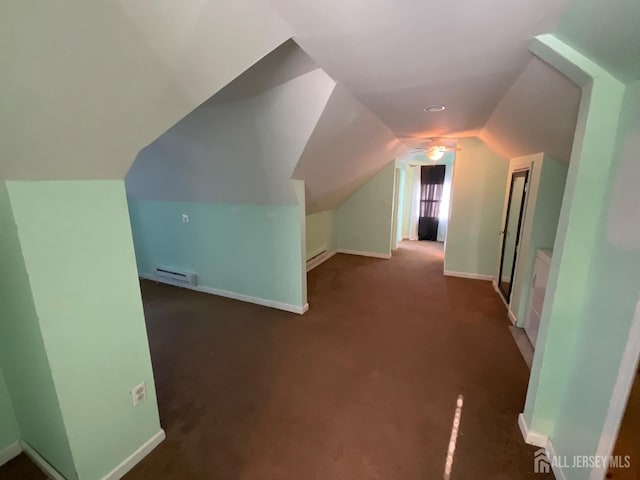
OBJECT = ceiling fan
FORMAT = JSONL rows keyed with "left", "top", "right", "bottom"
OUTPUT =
{"left": 409, "top": 137, "right": 462, "bottom": 161}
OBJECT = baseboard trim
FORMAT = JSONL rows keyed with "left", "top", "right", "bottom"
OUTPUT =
{"left": 307, "top": 250, "right": 338, "bottom": 272}
{"left": 508, "top": 309, "right": 517, "bottom": 325}
{"left": 517, "top": 414, "right": 567, "bottom": 480}
{"left": 139, "top": 274, "right": 308, "bottom": 315}
{"left": 518, "top": 413, "right": 548, "bottom": 448}
{"left": 0, "top": 442, "right": 21, "bottom": 467}
{"left": 337, "top": 249, "right": 391, "bottom": 259}
{"left": 493, "top": 280, "right": 510, "bottom": 309}
{"left": 443, "top": 270, "right": 494, "bottom": 281}
{"left": 101, "top": 429, "right": 165, "bottom": 480}
{"left": 20, "top": 441, "right": 66, "bottom": 480}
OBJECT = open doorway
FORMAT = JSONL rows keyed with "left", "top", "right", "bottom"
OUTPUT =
{"left": 399, "top": 152, "right": 455, "bottom": 249}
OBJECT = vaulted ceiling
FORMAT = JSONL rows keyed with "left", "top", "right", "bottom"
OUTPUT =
{"left": 271, "top": 0, "right": 573, "bottom": 141}
{"left": 4, "top": 0, "right": 638, "bottom": 209}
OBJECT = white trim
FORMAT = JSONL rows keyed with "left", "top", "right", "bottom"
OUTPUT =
{"left": 306, "top": 250, "right": 337, "bottom": 272}
{"left": 0, "top": 441, "right": 21, "bottom": 467}
{"left": 139, "top": 274, "right": 308, "bottom": 315}
{"left": 517, "top": 415, "right": 567, "bottom": 480}
{"left": 590, "top": 300, "right": 640, "bottom": 480}
{"left": 101, "top": 429, "right": 165, "bottom": 480}
{"left": 508, "top": 309, "right": 517, "bottom": 325}
{"left": 337, "top": 249, "right": 391, "bottom": 259}
{"left": 517, "top": 413, "right": 548, "bottom": 448}
{"left": 443, "top": 270, "right": 493, "bottom": 281}
{"left": 20, "top": 441, "right": 66, "bottom": 480}
{"left": 493, "top": 280, "right": 511, "bottom": 309}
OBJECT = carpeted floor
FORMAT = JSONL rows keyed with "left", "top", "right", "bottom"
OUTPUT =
{"left": 0, "top": 241, "right": 552, "bottom": 479}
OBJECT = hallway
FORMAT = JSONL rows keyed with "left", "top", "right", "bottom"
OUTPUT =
{"left": 119, "top": 241, "right": 546, "bottom": 479}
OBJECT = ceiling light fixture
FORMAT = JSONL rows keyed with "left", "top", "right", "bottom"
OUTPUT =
{"left": 424, "top": 105, "right": 446, "bottom": 113}
{"left": 426, "top": 146, "right": 445, "bottom": 161}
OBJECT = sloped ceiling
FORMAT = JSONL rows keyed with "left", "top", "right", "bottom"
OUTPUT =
{"left": 555, "top": 0, "right": 640, "bottom": 82}
{"left": 126, "top": 67, "right": 335, "bottom": 205}
{"left": 0, "top": 0, "right": 292, "bottom": 180}
{"left": 271, "top": 0, "right": 572, "bottom": 141}
{"left": 480, "top": 57, "right": 581, "bottom": 163}
{"left": 293, "top": 85, "right": 404, "bottom": 213}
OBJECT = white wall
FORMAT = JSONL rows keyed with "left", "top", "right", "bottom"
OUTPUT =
{"left": 293, "top": 85, "right": 404, "bottom": 213}
{"left": 1, "top": 0, "right": 292, "bottom": 181}
{"left": 127, "top": 69, "right": 335, "bottom": 205}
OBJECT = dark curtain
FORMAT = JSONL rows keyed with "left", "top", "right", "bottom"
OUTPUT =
{"left": 418, "top": 165, "right": 446, "bottom": 241}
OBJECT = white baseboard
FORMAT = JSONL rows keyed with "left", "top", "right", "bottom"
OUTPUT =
{"left": 443, "top": 270, "right": 494, "bottom": 281}
{"left": 518, "top": 413, "right": 548, "bottom": 448}
{"left": 0, "top": 441, "right": 21, "bottom": 467}
{"left": 20, "top": 441, "right": 66, "bottom": 480}
{"left": 101, "top": 429, "right": 165, "bottom": 480}
{"left": 306, "top": 250, "right": 338, "bottom": 272}
{"left": 493, "top": 280, "right": 511, "bottom": 308}
{"left": 508, "top": 309, "right": 517, "bottom": 325}
{"left": 337, "top": 249, "right": 391, "bottom": 259}
{"left": 16, "top": 431, "right": 165, "bottom": 480}
{"left": 139, "top": 274, "right": 308, "bottom": 315}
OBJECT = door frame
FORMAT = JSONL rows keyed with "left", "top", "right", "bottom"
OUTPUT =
{"left": 497, "top": 168, "right": 530, "bottom": 303}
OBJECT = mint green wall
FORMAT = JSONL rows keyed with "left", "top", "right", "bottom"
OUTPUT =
{"left": 437, "top": 154, "right": 455, "bottom": 242}
{"left": 395, "top": 168, "right": 405, "bottom": 244}
{"left": 524, "top": 35, "right": 626, "bottom": 443}
{"left": 0, "top": 367, "right": 20, "bottom": 452}
{"left": 4, "top": 181, "right": 162, "bottom": 479}
{"left": 335, "top": 162, "right": 396, "bottom": 255}
{"left": 0, "top": 182, "right": 77, "bottom": 479}
{"left": 445, "top": 138, "right": 508, "bottom": 275}
{"left": 306, "top": 210, "right": 336, "bottom": 259}
{"left": 509, "top": 154, "right": 567, "bottom": 326}
{"left": 128, "top": 200, "right": 306, "bottom": 308}
{"left": 401, "top": 165, "right": 417, "bottom": 239}
{"left": 547, "top": 80, "right": 640, "bottom": 478}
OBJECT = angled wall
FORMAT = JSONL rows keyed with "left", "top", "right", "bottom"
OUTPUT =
{"left": 127, "top": 61, "right": 335, "bottom": 313}
{"left": 0, "top": 183, "right": 77, "bottom": 479}
{"left": 335, "top": 162, "right": 397, "bottom": 257}
{"left": 2, "top": 181, "right": 162, "bottom": 479}
{"left": 0, "top": 1, "right": 292, "bottom": 181}
{"left": 127, "top": 68, "right": 336, "bottom": 205}
{"left": 480, "top": 57, "right": 581, "bottom": 163}
{"left": 445, "top": 138, "right": 509, "bottom": 278}
{"left": 293, "top": 85, "right": 404, "bottom": 213}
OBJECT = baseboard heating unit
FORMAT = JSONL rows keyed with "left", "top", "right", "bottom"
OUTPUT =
{"left": 154, "top": 266, "right": 197, "bottom": 286}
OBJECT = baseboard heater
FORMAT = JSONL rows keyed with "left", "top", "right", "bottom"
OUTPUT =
{"left": 307, "top": 249, "right": 327, "bottom": 264}
{"left": 154, "top": 266, "right": 197, "bottom": 286}
{"left": 306, "top": 249, "right": 331, "bottom": 272}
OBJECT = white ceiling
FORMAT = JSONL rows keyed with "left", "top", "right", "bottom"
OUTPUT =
{"left": 270, "top": 0, "right": 572, "bottom": 141}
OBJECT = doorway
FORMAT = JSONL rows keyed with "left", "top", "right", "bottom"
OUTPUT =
{"left": 498, "top": 169, "right": 529, "bottom": 302}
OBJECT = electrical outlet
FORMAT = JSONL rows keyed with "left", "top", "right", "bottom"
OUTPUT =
{"left": 131, "top": 382, "right": 147, "bottom": 407}
{"left": 181, "top": 214, "right": 189, "bottom": 223}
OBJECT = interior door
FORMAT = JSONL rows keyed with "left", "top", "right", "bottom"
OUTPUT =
{"left": 498, "top": 170, "right": 529, "bottom": 301}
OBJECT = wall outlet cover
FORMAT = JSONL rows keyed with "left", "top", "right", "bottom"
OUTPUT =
{"left": 131, "top": 382, "right": 147, "bottom": 407}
